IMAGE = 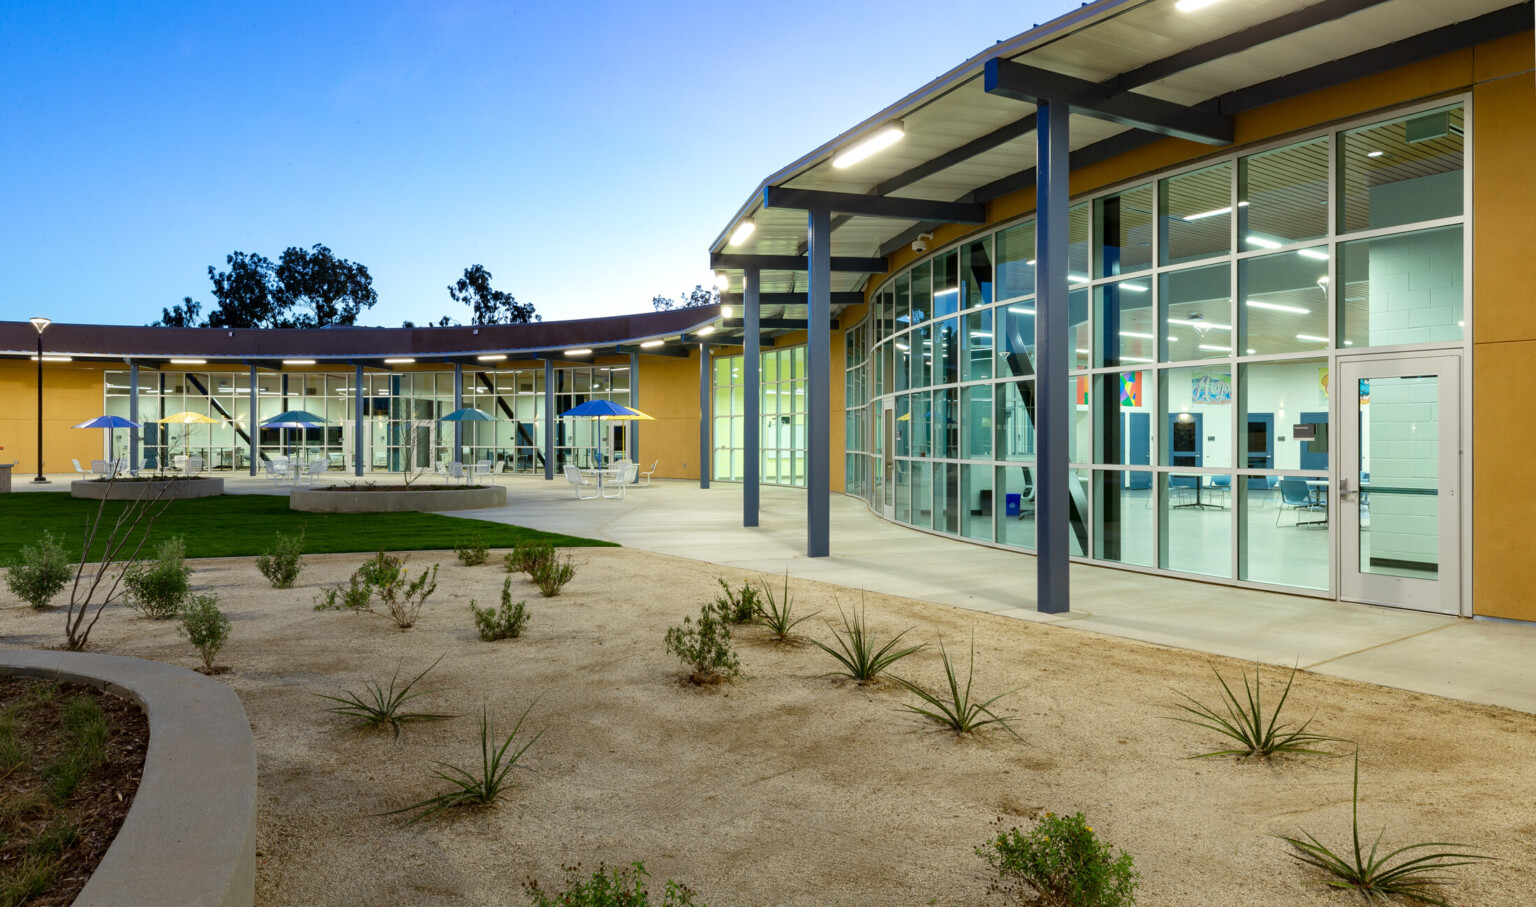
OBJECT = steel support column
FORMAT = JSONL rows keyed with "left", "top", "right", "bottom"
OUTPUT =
{"left": 452, "top": 362, "right": 464, "bottom": 464}
{"left": 128, "top": 364, "right": 140, "bottom": 475}
{"left": 247, "top": 365, "right": 258, "bottom": 476}
{"left": 806, "top": 208, "right": 831, "bottom": 558}
{"left": 1035, "top": 99, "right": 1071, "bottom": 614}
{"left": 353, "top": 365, "right": 364, "bottom": 477}
{"left": 629, "top": 352, "right": 640, "bottom": 464}
{"left": 543, "top": 358, "right": 555, "bottom": 480}
{"left": 698, "top": 341, "right": 711, "bottom": 489}
{"left": 743, "top": 267, "right": 761, "bottom": 528}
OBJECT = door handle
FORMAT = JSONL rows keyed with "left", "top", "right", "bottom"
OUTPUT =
{"left": 1338, "top": 477, "right": 1354, "bottom": 501}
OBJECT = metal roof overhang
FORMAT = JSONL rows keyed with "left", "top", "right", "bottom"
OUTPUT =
{"left": 710, "top": 0, "right": 1531, "bottom": 295}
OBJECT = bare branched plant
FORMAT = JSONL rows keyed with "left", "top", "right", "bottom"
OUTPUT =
{"left": 64, "top": 475, "right": 178, "bottom": 651}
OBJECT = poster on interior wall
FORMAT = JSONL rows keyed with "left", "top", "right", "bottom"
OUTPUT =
{"left": 1190, "top": 370, "right": 1232, "bottom": 405}
{"left": 1119, "top": 371, "right": 1142, "bottom": 407}
{"left": 1076, "top": 375, "right": 1089, "bottom": 406}
{"left": 1319, "top": 366, "right": 1330, "bottom": 400}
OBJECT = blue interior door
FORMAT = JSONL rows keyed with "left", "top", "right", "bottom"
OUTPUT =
{"left": 1168, "top": 413, "right": 1203, "bottom": 467}
{"left": 1299, "top": 411, "right": 1328, "bottom": 471}
{"left": 1122, "top": 411, "right": 1151, "bottom": 488}
{"left": 1246, "top": 412, "right": 1274, "bottom": 489}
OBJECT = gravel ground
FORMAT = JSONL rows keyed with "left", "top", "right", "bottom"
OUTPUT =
{"left": 3, "top": 547, "right": 1534, "bottom": 906}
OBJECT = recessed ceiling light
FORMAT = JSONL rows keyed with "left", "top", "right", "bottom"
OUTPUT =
{"left": 31, "top": 355, "right": 71, "bottom": 362}
{"left": 728, "top": 218, "right": 755, "bottom": 246}
{"left": 384, "top": 358, "right": 415, "bottom": 364}
{"left": 477, "top": 354, "right": 507, "bottom": 361}
{"left": 1246, "top": 236, "right": 1282, "bottom": 249}
{"left": 641, "top": 340, "right": 664, "bottom": 348}
{"left": 564, "top": 348, "right": 592, "bottom": 356}
{"left": 1175, "top": 0, "right": 1225, "bottom": 11}
{"left": 698, "top": 326, "right": 715, "bottom": 336}
{"left": 283, "top": 359, "right": 316, "bottom": 366}
{"left": 1246, "top": 301, "right": 1311, "bottom": 314}
{"left": 1367, "top": 150, "right": 1385, "bottom": 158}
{"left": 832, "top": 121, "right": 904, "bottom": 169}
{"left": 1296, "top": 334, "right": 1329, "bottom": 343}
{"left": 169, "top": 358, "right": 206, "bottom": 365}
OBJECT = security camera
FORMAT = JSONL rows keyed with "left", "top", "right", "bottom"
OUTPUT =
{"left": 911, "top": 232, "right": 934, "bottom": 253}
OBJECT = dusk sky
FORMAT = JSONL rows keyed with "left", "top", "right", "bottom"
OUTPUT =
{"left": 1, "top": 1, "right": 1060, "bottom": 328}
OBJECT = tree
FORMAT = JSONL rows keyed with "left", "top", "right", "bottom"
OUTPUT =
{"left": 651, "top": 284, "right": 720, "bottom": 311}
{"left": 154, "top": 245, "right": 377, "bottom": 328}
{"left": 448, "top": 264, "right": 538, "bottom": 325}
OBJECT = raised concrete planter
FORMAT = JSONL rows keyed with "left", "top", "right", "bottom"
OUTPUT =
{"left": 290, "top": 484, "right": 506, "bottom": 512}
{"left": 1, "top": 650, "right": 256, "bottom": 907}
{"left": 71, "top": 477, "right": 225, "bottom": 501}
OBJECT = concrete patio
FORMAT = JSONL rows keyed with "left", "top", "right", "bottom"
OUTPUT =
{"left": 13, "top": 471, "right": 1536, "bottom": 713}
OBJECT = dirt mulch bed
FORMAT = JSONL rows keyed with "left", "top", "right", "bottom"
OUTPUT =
{"left": 0, "top": 676, "right": 148, "bottom": 906}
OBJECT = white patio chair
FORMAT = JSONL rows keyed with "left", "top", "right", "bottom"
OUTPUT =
{"left": 636, "top": 460, "right": 659, "bottom": 487}
{"left": 473, "top": 459, "right": 493, "bottom": 484}
{"left": 601, "top": 463, "right": 639, "bottom": 499}
{"left": 111, "top": 457, "right": 128, "bottom": 477}
{"left": 304, "top": 460, "right": 327, "bottom": 485}
{"left": 446, "top": 461, "right": 468, "bottom": 485}
{"left": 72, "top": 459, "right": 90, "bottom": 477}
{"left": 183, "top": 456, "right": 203, "bottom": 477}
{"left": 564, "top": 464, "right": 599, "bottom": 500}
{"left": 264, "top": 461, "right": 291, "bottom": 487}
{"left": 90, "top": 459, "right": 112, "bottom": 478}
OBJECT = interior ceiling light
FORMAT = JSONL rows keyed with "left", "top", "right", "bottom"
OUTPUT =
{"left": 641, "top": 339, "right": 664, "bottom": 348}
{"left": 1120, "top": 282, "right": 1149, "bottom": 292}
{"left": 1367, "top": 150, "right": 1386, "bottom": 158}
{"left": 1119, "top": 331, "right": 1155, "bottom": 339}
{"left": 1246, "top": 300, "right": 1311, "bottom": 314}
{"left": 1174, "top": 0, "right": 1225, "bottom": 12}
{"left": 1298, "top": 249, "right": 1330, "bottom": 261}
{"left": 1182, "top": 201, "right": 1246, "bottom": 221}
{"left": 283, "top": 359, "right": 316, "bottom": 366}
{"left": 564, "top": 348, "right": 593, "bottom": 356}
{"left": 697, "top": 326, "right": 716, "bottom": 336}
{"left": 832, "top": 121, "right": 904, "bottom": 169}
{"left": 728, "top": 218, "right": 756, "bottom": 246}
{"left": 476, "top": 354, "right": 507, "bottom": 361}
{"left": 384, "top": 358, "right": 415, "bottom": 364}
{"left": 1296, "top": 334, "right": 1329, "bottom": 342}
{"left": 1246, "top": 236, "right": 1282, "bottom": 249}
{"left": 169, "top": 358, "right": 206, "bottom": 365}
{"left": 31, "top": 355, "right": 71, "bottom": 362}
{"left": 1167, "top": 317, "right": 1230, "bottom": 331}
{"left": 1198, "top": 344, "right": 1232, "bottom": 352}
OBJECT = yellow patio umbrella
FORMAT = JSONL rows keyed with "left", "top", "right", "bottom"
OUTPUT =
{"left": 155, "top": 412, "right": 222, "bottom": 471}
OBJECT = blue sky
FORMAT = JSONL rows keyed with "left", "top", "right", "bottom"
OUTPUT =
{"left": 0, "top": 1, "right": 1059, "bottom": 327}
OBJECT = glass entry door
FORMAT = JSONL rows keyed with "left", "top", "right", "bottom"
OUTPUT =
{"left": 879, "top": 400, "right": 895, "bottom": 519}
{"left": 1337, "top": 355, "right": 1461, "bottom": 613}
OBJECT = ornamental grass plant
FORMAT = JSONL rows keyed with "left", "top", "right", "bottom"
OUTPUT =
{"left": 315, "top": 655, "right": 453, "bottom": 740}
{"left": 752, "top": 571, "right": 818, "bottom": 643}
{"left": 1172, "top": 661, "right": 1340, "bottom": 759}
{"left": 808, "top": 598, "right": 922, "bottom": 684}
{"left": 389, "top": 702, "right": 541, "bottom": 825}
{"left": 894, "top": 633, "right": 1022, "bottom": 739}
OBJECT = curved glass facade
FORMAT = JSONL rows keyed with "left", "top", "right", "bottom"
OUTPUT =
{"left": 845, "top": 101, "right": 1468, "bottom": 595}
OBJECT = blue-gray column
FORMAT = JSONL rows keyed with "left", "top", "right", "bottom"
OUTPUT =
{"left": 353, "top": 364, "right": 364, "bottom": 477}
{"left": 453, "top": 362, "right": 464, "bottom": 464}
{"left": 1035, "top": 99, "right": 1071, "bottom": 614}
{"left": 806, "top": 208, "right": 831, "bottom": 558}
{"left": 543, "top": 358, "right": 555, "bottom": 479}
{"left": 128, "top": 363, "right": 140, "bottom": 475}
{"left": 247, "top": 365, "right": 258, "bottom": 475}
{"left": 743, "top": 268, "right": 761, "bottom": 527}
{"left": 698, "top": 341, "right": 710, "bottom": 489}
{"left": 629, "top": 351, "right": 640, "bottom": 465}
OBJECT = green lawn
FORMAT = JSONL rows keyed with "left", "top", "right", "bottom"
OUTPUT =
{"left": 0, "top": 493, "right": 614, "bottom": 562}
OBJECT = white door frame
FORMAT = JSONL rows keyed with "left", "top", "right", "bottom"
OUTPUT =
{"left": 880, "top": 399, "right": 895, "bottom": 520}
{"left": 1335, "top": 352, "right": 1463, "bottom": 615}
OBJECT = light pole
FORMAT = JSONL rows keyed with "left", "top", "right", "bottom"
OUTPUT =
{"left": 30, "top": 317, "right": 51, "bottom": 484}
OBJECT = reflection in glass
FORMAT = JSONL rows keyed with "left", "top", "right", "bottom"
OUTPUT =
{"left": 1070, "top": 377, "right": 1090, "bottom": 464}
{"left": 996, "top": 221, "right": 1035, "bottom": 301}
{"left": 1341, "top": 226, "right": 1463, "bottom": 348}
{"left": 1240, "top": 249, "right": 1329, "bottom": 356}
{"left": 1240, "top": 138, "right": 1327, "bottom": 249}
{"left": 1241, "top": 478, "right": 1328, "bottom": 589}
{"left": 962, "top": 463, "right": 993, "bottom": 541}
{"left": 895, "top": 460, "right": 911, "bottom": 522}
{"left": 1160, "top": 264, "right": 1231, "bottom": 362}
{"left": 895, "top": 273, "right": 911, "bottom": 328}
{"left": 1070, "top": 288, "right": 1090, "bottom": 370}
{"left": 1359, "top": 375, "right": 1440, "bottom": 579}
{"left": 911, "top": 261, "right": 932, "bottom": 325}
{"left": 963, "top": 309, "right": 993, "bottom": 382}
{"left": 995, "top": 464, "right": 1036, "bottom": 549}
{"left": 962, "top": 237, "right": 993, "bottom": 309}
{"left": 912, "top": 460, "right": 933, "bottom": 527}
{"left": 1094, "top": 371, "right": 1149, "bottom": 466}
{"left": 1095, "top": 184, "right": 1154, "bottom": 277}
{"left": 937, "top": 387, "right": 958, "bottom": 459}
{"left": 909, "top": 391, "right": 931, "bottom": 458}
{"left": 1068, "top": 203, "right": 1091, "bottom": 283}
{"left": 933, "top": 251, "right": 960, "bottom": 319}
{"left": 1095, "top": 281, "right": 1155, "bottom": 367}
{"left": 1160, "top": 474, "right": 1231, "bottom": 577}
{"left": 962, "top": 385, "right": 992, "bottom": 459}
{"left": 1161, "top": 163, "right": 1232, "bottom": 265}
{"left": 1094, "top": 470, "right": 1152, "bottom": 566}
{"left": 996, "top": 381, "right": 1035, "bottom": 462}
{"left": 999, "top": 302, "right": 1035, "bottom": 378}
{"left": 936, "top": 318, "right": 959, "bottom": 385}
{"left": 1341, "top": 105, "right": 1463, "bottom": 233}
{"left": 909, "top": 323, "right": 931, "bottom": 389}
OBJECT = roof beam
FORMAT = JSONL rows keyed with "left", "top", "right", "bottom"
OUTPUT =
{"left": 984, "top": 58, "right": 1234, "bottom": 145}
{"left": 720, "top": 291, "right": 864, "bottom": 306}
{"left": 721, "top": 318, "right": 838, "bottom": 331}
{"left": 615, "top": 344, "right": 689, "bottom": 358}
{"left": 762, "top": 185, "right": 986, "bottom": 224}
{"left": 711, "top": 252, "right": 886, "bottom": 273}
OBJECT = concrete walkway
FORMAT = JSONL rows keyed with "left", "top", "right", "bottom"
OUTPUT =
{"left": 16, "top": 472, "right": 1536, "bottom": 713}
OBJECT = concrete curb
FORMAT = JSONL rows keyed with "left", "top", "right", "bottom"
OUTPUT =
{"left": 1, "top": 649, "right": 257, "bottom": 907}
{"left": 69, "top": 477, "right": 225, "bottom": 500}
{"left": 290, "top": 483, "right": 507, "bottom": 512}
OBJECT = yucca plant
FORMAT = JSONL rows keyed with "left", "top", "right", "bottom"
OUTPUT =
{"left": 753, "top": 571, "right": 819, "bottom": 643}
{"left": 389, "top": 702, "right": 542, "bottom": 825}
{"left": 1279, "top": 750, "right": 1489, "bottom": 906}
{"left": 315, "top": 655, "right": 453, "bottom": 739}
{"left": 895, "top": 634, "right": 1022, "bottom": 739}
{"left": 808, "top": 598, "right": 922, "bottom": 683}
{"left": 1172, "top": 660, "right": 1340, "bottom": 759}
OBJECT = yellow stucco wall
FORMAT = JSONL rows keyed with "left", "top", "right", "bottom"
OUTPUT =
{"left": 0, "top": 359, "right": 107, "bottom": 475}
{"left": 636, "top": 353, "right": 708, "bottom": 481}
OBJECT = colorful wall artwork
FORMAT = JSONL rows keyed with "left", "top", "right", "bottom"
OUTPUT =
{"left": 1076, "top": 375, "right": 1089, "bottom": 405}
{"left": 1190, "top": 370, "right": 1232, "bottom": 405}
{"left": 1119, "top": 371, "right": 1142, "bottom": 407}
{"left": 1319, "top": 366, "right": 1330, "bottom": 400}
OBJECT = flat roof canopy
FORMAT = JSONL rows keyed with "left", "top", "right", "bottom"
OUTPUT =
{"left": 712, "top": 0, "right": 1528, "bottom": 293}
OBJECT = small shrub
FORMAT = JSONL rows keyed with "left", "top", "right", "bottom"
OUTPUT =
{"left": 714, "top": 577, "right": 762, "bottom": 624}
{"left": 456, "top": 533, "right": 489, "bottom": 567}
{"left": 1278, "top": 750, "right": 1488, "bottom": 906}
{"left": 316, "top": 654, "right": 453, "bottom": 739}
{"left": 472, "top": 578, "right": 529, "bottom": 641}
{"left": 1172, "top": 661, "right": 1339, "bottom": 759}
{"left": 178, "top": 593, "right": 231, "bottom": 672}
{"left": 313, "top": 572, "right": 373, "bottom": 612}
{"left": 3, "top": 530, "right": 72, "bottom": 610}
{"left": 531, "top": 552, "right": 576, "bottom": 598}
{"left": 525, "top": 862, "right": 708, "bottom": 907}
{"left": 665, "top": 601, "right": 740, "bottom": 684}
{"left": 356, "top": 548, "right": 405, "bottom": 589}
{"left": 506, "top": 541, "right": 555, "bottom": 576}
{"left": 254, "top": 528, "right": 305, "bottom": 588}
{"left": 382, "top": 564, "right": 437, "bottom": 629}
{"left": 754, "top": 571, "right": 819, "bottom": 643}
{"left": 895, "top": 633, "right": 1021, "bottom": 739}
{"left": 809, "top": 599, "right": 922, "bottom": 684}
{"left": 122, "top": 536, "right": 191, "bottom": 619}
{"left": 389, "top": 702, "right": 541, "bottom": 825}
{"left": 979, "top": 812, "right": 1139, "bottom": 907}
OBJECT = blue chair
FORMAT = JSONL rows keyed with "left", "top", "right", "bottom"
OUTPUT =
{"left": 1210, "top": 474, "right": 1231, "bottom": 508}
{"left": 1276, "top": 478, "right": 1326, "bottom": 526}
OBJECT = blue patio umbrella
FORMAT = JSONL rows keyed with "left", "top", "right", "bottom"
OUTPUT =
{"left": 72, "top": 415, "right": 139, "bottom": 467}
{"left": 559, "top": 400, "right": 653, "bottom": 475}
{"left": 438, "top": 406, "right": 494, "bottom": 422}
{"left": 261, "top": 410, "right": 328, "bottom": 429}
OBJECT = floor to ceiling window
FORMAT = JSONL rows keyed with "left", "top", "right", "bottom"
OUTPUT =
{"left": 846, "top": 100, "right": 1468, "bottom": 600}
{"left": 714, "top": 346, "right": 808, "bottom": 487}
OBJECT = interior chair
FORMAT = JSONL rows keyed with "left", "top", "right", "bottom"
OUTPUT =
{"left": 1209, "top": 474, "right": 1232, "bottom": 508}
{"left": 1275, "top": 478, "right": 1326, "bottom": 527}
{"left": 636, "top": 460, "right": 659, "bottom": 487}
{"left": 564, "top": 464, "right": 599, "bottom": 500}
{"left": 183, "top": 456, "right": 203, "bottom": 477}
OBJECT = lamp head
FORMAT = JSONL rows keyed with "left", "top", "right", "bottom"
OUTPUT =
{"left": 29, "top": 317, "right": 51, "bottom": 334}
